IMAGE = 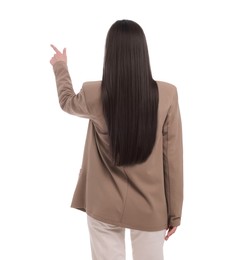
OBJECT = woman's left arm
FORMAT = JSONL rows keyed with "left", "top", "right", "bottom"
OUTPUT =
{"left": 50, "top": 44, "right": 90, "bottom": 118}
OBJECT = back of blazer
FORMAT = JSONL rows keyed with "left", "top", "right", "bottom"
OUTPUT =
{"left": 53, "top": 61, "right": 183, "bottom": 232}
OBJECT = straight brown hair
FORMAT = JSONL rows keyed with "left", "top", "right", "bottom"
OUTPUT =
{"left": 101, "top": 20, "right": 158, "bottom": 166}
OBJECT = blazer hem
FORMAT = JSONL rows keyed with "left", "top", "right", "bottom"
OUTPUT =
{"left": 71, "top": 206, "right": 168, "bottom": 231}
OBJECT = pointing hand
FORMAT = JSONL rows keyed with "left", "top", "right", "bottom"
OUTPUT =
{"left": 50, "top": 44, "right": 67, "bottom": 65}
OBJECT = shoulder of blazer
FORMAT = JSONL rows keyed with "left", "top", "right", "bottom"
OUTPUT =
{"left": 82, "top": 80, "right": 101, "bottom": 96}
{"left": 156, "top": 80, "right": 178, "bottom": 102}
{"left": 156, "top": 80, "right": 177, "bottom": 91}
{"left": 82, "top": 80, "right": 101, "bottom": 90}
{"left": 82, "top": 81, "right": 102, "bottom": 115}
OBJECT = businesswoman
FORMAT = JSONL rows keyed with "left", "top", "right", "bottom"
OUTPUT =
{"left": 50, "top": 19, "right": 183, "bottom": 260}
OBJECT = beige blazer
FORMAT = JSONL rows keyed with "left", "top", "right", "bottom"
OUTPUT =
{"left": 53, "top": 61, "right": 183, "bottom": 231}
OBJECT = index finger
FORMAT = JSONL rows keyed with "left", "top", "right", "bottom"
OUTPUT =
{"left": 50, "top": 44, "right": 61, "bottom": 54}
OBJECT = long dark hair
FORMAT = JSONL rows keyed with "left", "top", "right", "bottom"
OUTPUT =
{"left": 101, "top": 20, "right": 158, "bottom": 166}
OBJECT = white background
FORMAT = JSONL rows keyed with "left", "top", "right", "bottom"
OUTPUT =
{"left": 0, "top": 0, "right": 247, "bottom": 259}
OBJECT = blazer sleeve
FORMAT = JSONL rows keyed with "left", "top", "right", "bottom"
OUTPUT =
{"left": 52, "top": 61, "right": 90, "bottom": 118}
{"left": 163, "top": 87, "right": 183, "bottom": 227}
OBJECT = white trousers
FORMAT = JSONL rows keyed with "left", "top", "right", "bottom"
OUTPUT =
{"left": 87, "top": 215, "right": 165, "bottom": 260}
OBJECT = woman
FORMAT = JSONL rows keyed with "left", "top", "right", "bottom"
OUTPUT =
{"left": 50, "top": 19, "right": 183, "bottom": 260}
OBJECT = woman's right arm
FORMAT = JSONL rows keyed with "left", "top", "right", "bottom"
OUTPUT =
{"left": 163, "top": 87, "right": 184, "bottom": 229}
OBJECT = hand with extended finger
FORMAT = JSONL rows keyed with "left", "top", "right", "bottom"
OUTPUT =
{"left": 50, "top": 44, "right": 67, "bottom": 66}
